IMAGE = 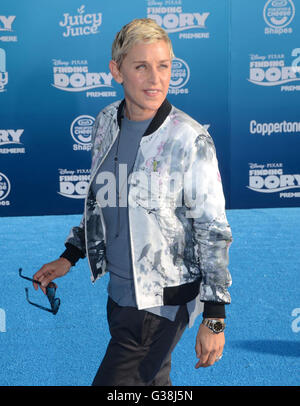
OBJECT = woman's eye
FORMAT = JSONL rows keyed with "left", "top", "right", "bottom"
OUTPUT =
{"left": 136, "top": 64, "right": 146, "bottom": 70}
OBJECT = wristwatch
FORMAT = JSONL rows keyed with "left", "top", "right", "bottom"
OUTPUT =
{"left": 202, "top": 319, "right": 225, "bottom": 334}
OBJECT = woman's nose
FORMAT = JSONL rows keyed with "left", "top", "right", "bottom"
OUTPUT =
{"left": 148, "top": 67, "right": 160, "bottom": 84}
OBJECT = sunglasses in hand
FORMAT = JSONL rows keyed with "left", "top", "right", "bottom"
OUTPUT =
{"left": 19, "top": 268, "right": 60, "bottom": 315}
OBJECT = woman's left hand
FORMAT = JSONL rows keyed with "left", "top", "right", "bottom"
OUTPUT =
{"left": 194, "top": 321, "right": 225, "bottom": 368}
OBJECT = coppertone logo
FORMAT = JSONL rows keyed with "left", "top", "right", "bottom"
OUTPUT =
{"left": 70, "top": 115, "right": 94, "bottom": 151}
{"left": 0, "top": 172, "right": 11, "bottom": 205}
{"left": 147, "top": 0, "right": 210, "bottom": 39}
{"left": 0, "top": 129, "right": 25, "bottom": 154}
{"left": 52, "top": 59, "right": 116, "bottom": 98}
{"left": 248, "top": 50, "right": 300, "bottom": 91}
{"left": 0, "top": 15, "right": 17, "bottom": 42}
{"left": 58, "top": 168, "right": 91, "bottom": 199}
{"left": 59, "top": 5, "right": 102, "bottom": 38}
{"left": 168, "top": 57, "right": 190, "bottom": 95}
{"left": 249, "top": 119, "right": 300, "bottom": 136}
{"left": 263, "top": 0, "right": 295, "bottom": 34}
{"left": 0, "top": 48, "right": 8, "bottom": 92}
{"left": 248, "top": 163, "right": 300, "bottom": 198}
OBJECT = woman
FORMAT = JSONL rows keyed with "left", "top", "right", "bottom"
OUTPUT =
{"left": 34, "top": 18, "right": 232, "bottom": 386}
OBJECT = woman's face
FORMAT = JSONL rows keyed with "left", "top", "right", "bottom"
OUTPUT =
{"left": 110, "top": 40, "right": 172, "bottom": 121}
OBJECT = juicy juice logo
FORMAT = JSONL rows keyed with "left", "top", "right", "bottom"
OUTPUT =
{"left": 59, "top": 5, "right": 102, "bottom": 38}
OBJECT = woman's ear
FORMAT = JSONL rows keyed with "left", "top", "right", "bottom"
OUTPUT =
{"left": 109, "top": 60, "right": 123, "bottom": 84}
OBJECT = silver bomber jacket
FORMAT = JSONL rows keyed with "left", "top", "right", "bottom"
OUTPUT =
{"left": 64, "top": 99, "right": 232, "bottom": 310}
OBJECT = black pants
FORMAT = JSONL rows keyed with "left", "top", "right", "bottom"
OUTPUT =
{"left": 92, "top": 297, "right": 189, "bottom": 386}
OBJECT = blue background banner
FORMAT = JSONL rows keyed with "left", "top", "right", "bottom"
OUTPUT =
{"left": 1, "top": 0, "right": 299, "bottom": 216}
{"left": 230, "top": 0, "right": 300, "bottom": 209}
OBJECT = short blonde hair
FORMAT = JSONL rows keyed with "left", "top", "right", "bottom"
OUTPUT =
{"left": 112, "top": 18, "right": 174, "bottom": 67}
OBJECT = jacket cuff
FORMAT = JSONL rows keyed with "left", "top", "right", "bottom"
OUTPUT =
{"left": 60, "top": 243, "right": 85, "bottom": 266}
{"left": 202, "top": 301, "right": 226, "bottom": 319}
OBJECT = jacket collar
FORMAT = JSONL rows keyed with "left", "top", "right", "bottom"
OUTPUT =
{"left": 117, "top": 98, "right": 172, "bottom": 136}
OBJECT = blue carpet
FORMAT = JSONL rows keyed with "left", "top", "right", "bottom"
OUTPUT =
{"left": 0, "top": 208, "right": 299, "bottom": 386}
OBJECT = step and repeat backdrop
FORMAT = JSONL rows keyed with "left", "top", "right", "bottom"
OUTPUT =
{"left": 230, "top": 0, "right": 300, "bottom": 209}
{"left": 0, "top": 0, "right": 299, "bottom": 216}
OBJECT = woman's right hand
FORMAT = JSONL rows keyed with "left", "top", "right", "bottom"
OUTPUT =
{"left": 33, "top": 257, "right": 72, "bottom": 294}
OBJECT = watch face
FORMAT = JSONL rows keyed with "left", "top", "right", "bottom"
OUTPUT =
{"left": 214, "top": 321, "right": 223, "bottom": 332}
